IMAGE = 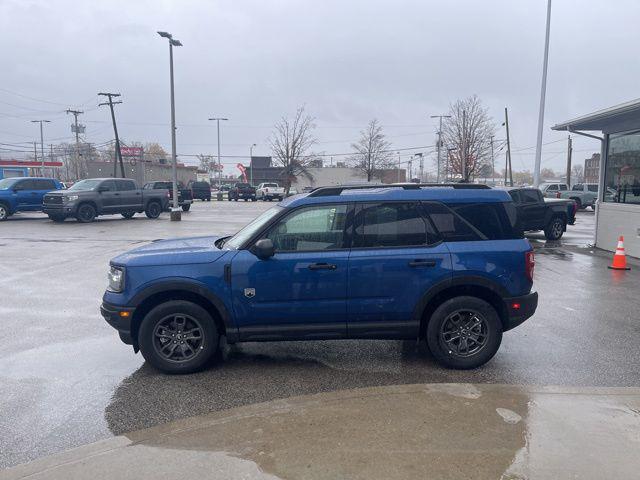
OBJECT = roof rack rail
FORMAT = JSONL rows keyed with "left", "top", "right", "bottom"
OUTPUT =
{"left": 307, "top": 183, "right": 490, "bottom": 197}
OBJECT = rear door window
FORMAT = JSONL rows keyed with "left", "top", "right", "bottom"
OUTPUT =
{"left": 572, "top": 184, "right": 583, "bottom": 191}
{"left": 587, "top": 184, "right": 598, "bottom": 192}
{"left": 115, "top": 179, "right": 136, "bottom": 191}
{"left": 520, "top": 190, "right": 541, "bottom": 203}
{"left": 353, "top": 202, "right": 438, "bottom": 248}
{"left": 31, "top": 179, "right": 56, "bottom": 190}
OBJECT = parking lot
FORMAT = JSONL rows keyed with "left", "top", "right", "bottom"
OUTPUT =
{"left": 1, "top": 202, "right": 639, "bottom": 469}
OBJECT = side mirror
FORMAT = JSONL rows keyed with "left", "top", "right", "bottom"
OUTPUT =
{"left": 253, "top": 238, "right": 275, "bottom": 260}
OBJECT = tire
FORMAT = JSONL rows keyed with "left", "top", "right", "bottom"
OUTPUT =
{"left": 570, "top": 197, "right": 583, "bottom": 210}
{"left": 145, "top": 201, "right": 162, "bottom": 219}
{"left": 182, "top": 204, "right": 191, "bottom": 212}
{"left": 206, "top": 197, "right": 211, "bottom": 202}
{"left": 138, "top": 300, "right": 219, "bottom": 374}
{"left": 0, "top": 202, "right": 9, "bottom": 221}
{"left": 426, "top": 296, "right": 503, "bottom": 369}
{"left": 544, "top": 216, "right": 565, "bottom": 240}
{"left": 76, "top": 203, "right": 96, "bottom": 223}
{"left": 48, "top": 214, "right": 66, "bottom": 223}
{"left": 121, "top": 211, "right": 135, "bottom": 219}
{"left": 251, "top": 197, "right": 257, "bottom": 202}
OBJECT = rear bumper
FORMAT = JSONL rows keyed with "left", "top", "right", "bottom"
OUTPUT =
{"left": 503, "top": 291, "right": 538, "bottom": 331}
{"left": 101, "top": 300, "right": 135, "bottom": 345}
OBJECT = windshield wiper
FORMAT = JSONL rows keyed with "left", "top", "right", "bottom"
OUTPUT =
{"left": 216, "top": 236, "right": 231, "bottom": 249}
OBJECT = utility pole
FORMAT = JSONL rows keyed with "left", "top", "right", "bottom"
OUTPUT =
{"left": 33, "top": 142, "right": 38, "bottom": 174}
{"left": 408, "top": 158, "right": 413, "bottom": 182}
{"left": 416, "top": 153, "right": 424, "bottom": 182}
{"left": 461, "top": 110, "right": 467, "bottom": 182}
{"left": 249, "top": 143, "right": 256, "bottom": 185}
{"left": 31, "top": 120, "right": 50, "bottom": 176}
{"left": 565, "top": 134, "right": 573, "bottom": 187}
{"left": 533, "top": 0, "right": 553, "bottom": 187}
{"left": 430, "top": 114, "right": 451, "bottom": 183}
{"left": 66, "top": 109, "right": 83, "bottom": 181}
{"left": 397, "top": 151, "right": 401, "bottom": 182}
{"left": 490, "top": 136, "right": 496, "bottom": 186}
{"left": 98, "top": 93, "right": 125, "bottom": 178}
{"left": 208, "top": 117, "right": 228, "bottom": 187}
{"left": 157, "top": 31, "right": 183, "bottom": 220}
{"left": 504, "top": 107, "right": 513, "bottom": 186}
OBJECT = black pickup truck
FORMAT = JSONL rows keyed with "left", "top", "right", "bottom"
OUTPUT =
{"left": 503, "top": 187, "right": 577, "bottom": 240}
{"left": 143, "top": 181, "right": 193, "bottom": 211}
{"left": 43, "top": 178, "right": 169, "bottom": 223}
{"left": 227, "top": 182, "right": 257, "bottom": 201}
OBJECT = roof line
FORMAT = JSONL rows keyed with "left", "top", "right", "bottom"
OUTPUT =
{"left": 552, "top": 97, "right": 640, "bottom": 131}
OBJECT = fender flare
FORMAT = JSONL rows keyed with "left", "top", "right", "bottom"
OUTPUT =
{"left": 411, "top": 275, "right": 510, "bottom": 324}
{"left": 128, "top": 278, "right": 235, "bottom": 335}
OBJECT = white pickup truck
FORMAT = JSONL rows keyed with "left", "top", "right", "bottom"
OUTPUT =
{"left": 256, "top": 182, "right": 285, "bottom": 201}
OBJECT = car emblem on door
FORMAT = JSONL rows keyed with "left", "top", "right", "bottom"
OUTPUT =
{"left": 244, "top": 288, "right": 256, "bottom": 298}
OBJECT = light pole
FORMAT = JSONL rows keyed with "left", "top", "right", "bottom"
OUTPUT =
{"left": 430, "top": 114, "right": 451, "bottom": 183}
{"left": 208, "top": 117, "right": 228, "bottom": 187}
{"left": 158, "top": 30, "right": 183, "bottom": 221}
{"left": 396, "top": 151, "right": 401, "bottom": 182}
{"left": 533, "top": 0, "right": 552, "bottom": 187}
{"left": 31, "top": 120, "right": 50, "bottom": 176}
{"left": 249, "top": 143, "right": 257, "bottom": 185}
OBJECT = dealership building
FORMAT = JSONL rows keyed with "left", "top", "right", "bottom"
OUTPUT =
{"left": 553, "top": 98, "right": 640, "bottom": 257}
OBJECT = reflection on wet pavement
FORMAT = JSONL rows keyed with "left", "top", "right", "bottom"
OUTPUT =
{"left": 5, "top": 384, "right": 640, "bottom": 480}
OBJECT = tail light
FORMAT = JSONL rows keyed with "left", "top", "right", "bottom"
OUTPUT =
{"left": 556, "top": 191, "right": 561, "bottom": 198}
{"left": 166, "top": 191, "right": 170, "bottom": 198}
{"left": 525, "top": 250, "right": 535, "bottom": 282}
{"left": 265, "top": 188, "right": 269, "bottom": 193}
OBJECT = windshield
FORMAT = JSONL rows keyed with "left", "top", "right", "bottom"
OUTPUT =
{"left": 224, "top": 206, "right": 283, "bottom": 249}
{"left": 0, "top": 178, "right": 18, "bottom": 190}
{"left": 67, "top": 179, "right": 102, "bottom": 191}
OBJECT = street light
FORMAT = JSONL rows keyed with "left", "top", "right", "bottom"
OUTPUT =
{"left": 208, "top": 117, "right": 228, "bottom": 186}
{"left": 157, "top": 30, "right": 183, "bottom": 221}
{"left": 533, "top": 0, "right": 552, "bottom": 187}
{"left": 31, "top": 120, "right": 50, "bottom": 176}
{"left": 249, "top": 143, "right": 257, "bottom": 185}
{"left": 430, "top": 114, "right": 451, "bottom": 183}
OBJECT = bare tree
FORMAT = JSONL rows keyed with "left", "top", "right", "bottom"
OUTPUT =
{"left": 540, "top": 167, "right": 556, "bottom": 179}
{"left": 269, "top": 106, "right": 317, "bottom": 193}
{"left": 197, "top": 154, "right": 215, "bottom": 173}
{"left": 571, "top": 164, "right": 584, "bottom": 183}
{"left": 349, "top": 119, "right": 394, "bottom": 182}
{"left": 442, "top": 95, "right": 496, "bottom": 181}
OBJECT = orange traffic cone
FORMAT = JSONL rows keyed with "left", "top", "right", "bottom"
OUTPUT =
{"left": 608, "top": 236, "right": 631, "bottom": 270}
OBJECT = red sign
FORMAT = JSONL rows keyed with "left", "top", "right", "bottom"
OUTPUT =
{"left": 0, "top": 160, "right": 63, "bottom": 167}
{"left": 120, "top": 147, "right": 143, "bottom": 157}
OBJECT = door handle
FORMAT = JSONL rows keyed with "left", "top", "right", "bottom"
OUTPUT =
{"left": 308, "top": 263, "right": 337, "bottom": 271}
{"left": 114, "top": 192, "right": 120, "bottom": 196}
{"left": 408, "top": 259, "right": 436, "bottom": 267}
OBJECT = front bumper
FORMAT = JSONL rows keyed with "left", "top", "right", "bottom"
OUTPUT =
{"left": 503, "top": 291, "right": 538, "bottom": 331}
{"left": 43, "top": 203, "right": 78, "bottom": 215}
{"left": 101, "top": 300, "right": 135, "bottom": 345}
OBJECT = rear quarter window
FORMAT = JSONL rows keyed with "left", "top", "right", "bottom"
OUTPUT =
{"left": 449, "top": 202, "right": 523, "bottom": 240}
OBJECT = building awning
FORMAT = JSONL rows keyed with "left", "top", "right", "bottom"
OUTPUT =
{"left": 552, "top": 98, "right": 640, "bottom": 134}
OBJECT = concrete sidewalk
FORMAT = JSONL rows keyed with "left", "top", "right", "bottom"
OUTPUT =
{"left": 4, "top": 383, "right": 640, "bottom": 480}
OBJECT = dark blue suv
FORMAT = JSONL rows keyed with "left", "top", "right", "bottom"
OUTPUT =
{"left": 102, "top": 184, "right": 537, "bottom": 373}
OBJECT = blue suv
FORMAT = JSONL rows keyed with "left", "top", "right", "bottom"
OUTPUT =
{"left": 0, "top": 177, "right": 63, "bottom": 221}
{"left": 102, "top": 184, "right": 537, "bottom": 373}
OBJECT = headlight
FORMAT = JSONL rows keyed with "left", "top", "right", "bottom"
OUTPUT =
{"left": 107, "top": 266, "right": 125, "bottom": 292}
{"left": 65, "top": 195, "right": 79, "bottom": 202}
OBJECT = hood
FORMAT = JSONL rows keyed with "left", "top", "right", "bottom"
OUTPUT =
{"left": 111, "top": 235, "right": 226, "bottom": 267}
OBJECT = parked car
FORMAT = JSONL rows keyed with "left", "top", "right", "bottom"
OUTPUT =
{"left": 43, "top": 178, "right": 169, "bottom": 223}
{"left": 188, "top": 180, "right": 212, "bottom": 201}
{"left": 503, "top": 187, "right": 576, "bottom": 240}
{"left": 102, "top": 183, "right": 537, "bottom": 374}
{"left": 228, "top": 182, "right": 256, "bottom": 201}
{"left": 143, "top": 181, "right": 193, "bottom": 211}
{"left": 559, "top": 183, "right": 598, "bottom": 210}
{"left": 256, "top": 182, "right": 285, "bottom": 201}
{"left": 539, "top": 182, "right": 568, "bottom": 198}
{"left": 0, "top": 177, "right": 64, "bottom": 221}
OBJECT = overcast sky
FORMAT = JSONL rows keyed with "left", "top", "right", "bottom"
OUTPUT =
{"left": 1, "top": 0, "right": 639, "bottom": 175}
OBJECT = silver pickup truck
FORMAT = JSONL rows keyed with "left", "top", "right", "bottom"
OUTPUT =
{"left": 559, "top": 183, "right": 599, "bottom": 210}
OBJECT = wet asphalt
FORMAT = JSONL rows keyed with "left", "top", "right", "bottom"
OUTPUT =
{"left": 1, "top": 202, "right": 639, "bottom": 468}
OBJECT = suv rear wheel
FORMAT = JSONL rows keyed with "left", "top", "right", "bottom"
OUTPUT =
{"left": 426, "top": 296, "right": 502, "bottom": 369}
{"left": 139, "top": 300, "right": 219, "bottom": 374}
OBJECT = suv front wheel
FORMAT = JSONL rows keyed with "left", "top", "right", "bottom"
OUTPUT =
{"left": 426, "top": 296, "right": 503, "bottom": 369}
{"left": 139, "top": 300, "right": 219, "bottom": 374}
